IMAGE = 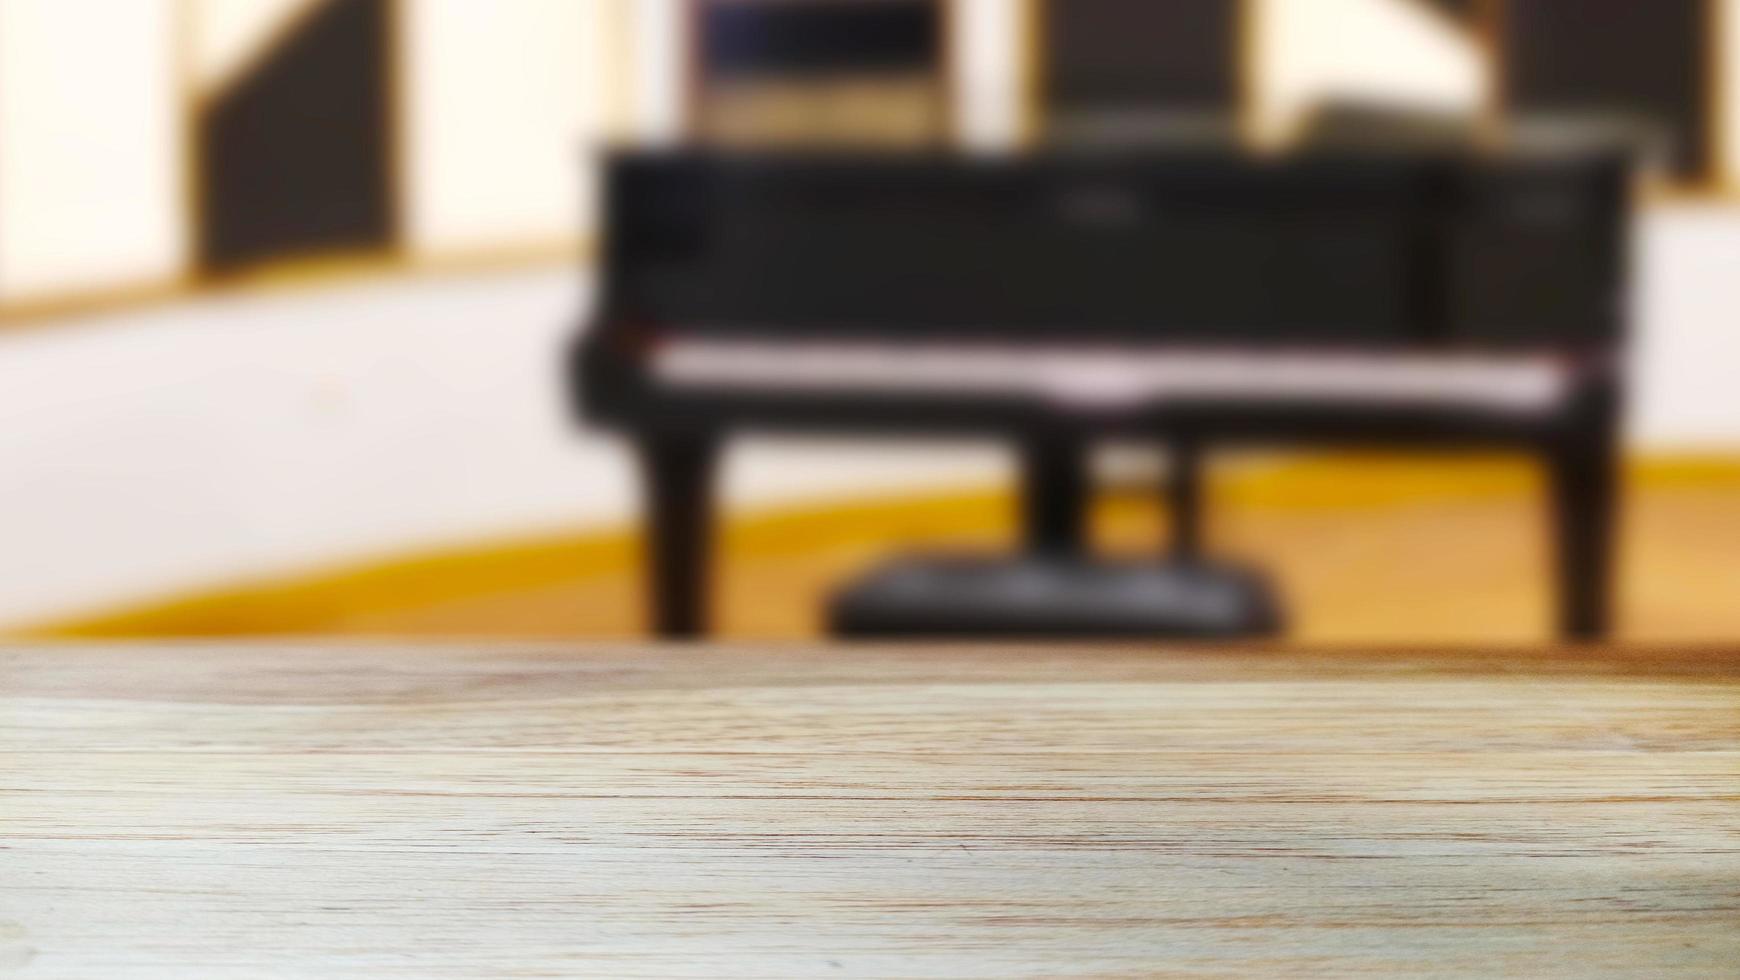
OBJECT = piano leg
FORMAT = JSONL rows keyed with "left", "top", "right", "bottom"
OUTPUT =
{"left": 1020, "top": 441, "right": 1088, "bottom": 556}
{"left": 636, "top": 433, "right": 718, "bottom": 638}
{"left": 1547, "top": 430, "right": 1619, "bottom": 642}
{"left": 1168, "top": 437, "right": 1203, "bottom": 562}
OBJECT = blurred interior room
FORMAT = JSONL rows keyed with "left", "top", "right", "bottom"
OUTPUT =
{"left": 3, "top": 0, "right": 1739, "bottom": 645}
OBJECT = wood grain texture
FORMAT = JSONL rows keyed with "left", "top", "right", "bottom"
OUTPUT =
{"left": 3, "top": 643, "right": 1739, "bottom": 978}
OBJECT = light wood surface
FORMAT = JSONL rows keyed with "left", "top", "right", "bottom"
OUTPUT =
{"left": 3, "top": 643, "right": 1738, "bottom": 977}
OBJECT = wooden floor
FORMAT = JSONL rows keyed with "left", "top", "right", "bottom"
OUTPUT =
{"left": 2, "top": 642, "right": 1737, "bottom": 977}
{"left": 366, "top": 457, "right": 1740, "bottom": 644}
{"left": 30, "top": 455, "right": 1740, "bottom": 644}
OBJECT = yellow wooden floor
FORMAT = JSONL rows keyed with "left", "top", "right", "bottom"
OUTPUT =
{"left": 32, "top": 453, "right": 1740, "bottom": 645}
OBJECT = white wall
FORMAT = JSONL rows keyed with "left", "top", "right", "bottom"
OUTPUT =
{"left": 0, "top": 267, "right": 1007, "bottom": 628}
{"left": 0, "top": 0, "right": 188, "bottom": 302}
{"left": 188, "top": 0, "right": 320, "bottom": 97}
{"left": 953, "top": 0, "right": 1025, "bottom": 151}
{"left": 1632, "top": 205, "right": 1740, "bottom": 447}
{"left": 399, "top": 0, "right": 609, "bottom": 254}
{"left": 0, "top": 0, "right": 622, "bottom": 283}
{"left": 1251, "top": 0, "right": 1488, "bottom": 143}
{"left": 626, "top": 0, "right": 685, "bottom": 147}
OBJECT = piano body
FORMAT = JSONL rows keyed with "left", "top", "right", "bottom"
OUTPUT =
{"left": 570, "top": 145, "right": 1631, "bottom": 640}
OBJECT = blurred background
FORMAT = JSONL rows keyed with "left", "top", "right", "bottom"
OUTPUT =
{"left": 0, "top": 0, "right": 1736, "bottom": 645}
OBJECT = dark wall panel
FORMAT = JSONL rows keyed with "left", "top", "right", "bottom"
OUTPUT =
{"left": 700, "top": 0, "right": 940, "bottom": 78}
{"left": 1501, "top": 0, "right": 1707, "bottom": 179}
{"left": 1419, "top": 0, "right": 1478, "bottom": 23}
{"left": 1041, "top": 0, "right": 1238, "bottom": 114}
{"left": 199, "top": 0, "right": 393, "bottom": 270}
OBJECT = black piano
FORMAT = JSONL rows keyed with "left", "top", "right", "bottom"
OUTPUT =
{"left": 570, "top": 144, "right": 1631, "bottom": 640}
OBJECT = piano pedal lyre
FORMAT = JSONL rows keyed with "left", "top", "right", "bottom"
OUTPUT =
{"left": 827, "top": 437, "right": 1283, "bottom": 640}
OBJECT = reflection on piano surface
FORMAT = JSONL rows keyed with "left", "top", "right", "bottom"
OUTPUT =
{"left": 570, "top": 144, "right": 1631, "bottom": 641}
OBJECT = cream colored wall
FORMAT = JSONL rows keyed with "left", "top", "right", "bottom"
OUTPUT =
{"left": 0, "top": 0, "right": 188, "bottom": 303}
{"left": 624, "top": 0, "right": 685, "bottom": 147}
{"left": 188, "top": 0, "right": 321, "bottom": 97}
{"left": 0, "top": 0, "right": 1515, "bottom": 305}
{"left": 0, "top": 0, "right": 620, "bottom": 299}
{"left": 953, "top": 0, "right": 1025, "bottom": 151}
{"left": 399, "top": 0, "right": 610, "bottom": 255}
{"left": 1250, "top": 0, "right": 1488, "bottom": 144}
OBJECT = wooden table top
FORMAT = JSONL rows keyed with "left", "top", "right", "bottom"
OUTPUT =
{"left": 3, "top": 643, "right": 1738, "bottom": 978}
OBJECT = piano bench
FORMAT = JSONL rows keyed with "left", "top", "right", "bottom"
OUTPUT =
{"left": 828, "top": 555, "right": 1282, "bottom": 639}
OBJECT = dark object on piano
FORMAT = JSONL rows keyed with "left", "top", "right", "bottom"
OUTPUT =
{"left": 830, "top": 556, "right": 1281, "bottom": 638}
{"left": 698, "top": 0, "right": 940, "bottom": 79}
{"left": 570, "top": 145, "right": 1632, "bottom": 641}
{"left": 1296, "top": 99, "right": 1483, "bottom": 151}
